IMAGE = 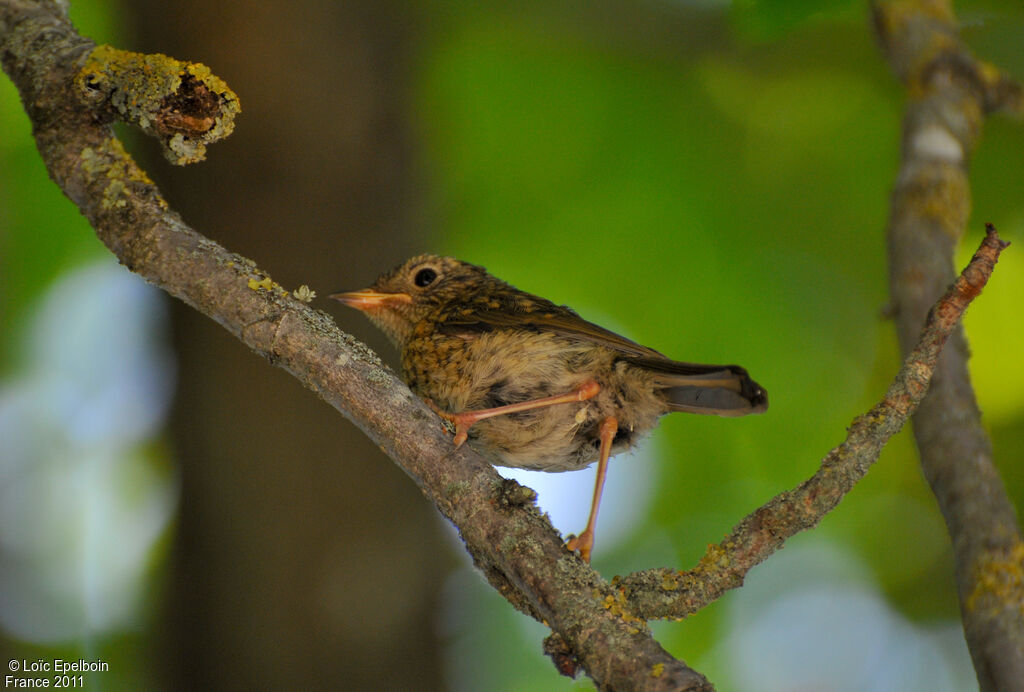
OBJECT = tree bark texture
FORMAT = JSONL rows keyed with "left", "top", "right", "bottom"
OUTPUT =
{"left": 120, "top": 2, "right": 448, "bottom": 689}
{"left": 0, "top": 1, "right": 1015, "bottom": 689}
{"left": 873, "top": 2, "right": 1024, "bottom": 689}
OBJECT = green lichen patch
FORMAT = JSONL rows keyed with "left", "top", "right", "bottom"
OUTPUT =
{"left": 79, "top": 137, "right": 164, "bottom": 211}
{"left": 492, "top": 477, "right": 537, "bottom": 509}
{"left": 76, "top": 44, "right": 241, "bottom": 165}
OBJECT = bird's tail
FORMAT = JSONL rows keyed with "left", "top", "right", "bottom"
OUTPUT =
{"left": 627, "top": 357, "right": 768, "bottom": 417}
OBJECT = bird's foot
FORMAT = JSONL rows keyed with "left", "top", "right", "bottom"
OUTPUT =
{"left": 424, "top": 400, "right": 471, "bottom": 447}
{"left": 566, "top": 529, "right": 594, "bottom": 563}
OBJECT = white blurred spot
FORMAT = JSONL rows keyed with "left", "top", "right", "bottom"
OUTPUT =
{"left": 501, "top": 438, "right": 657, "bottom": 553}
{"left": 0, "top": 259, "right": 177, "bottom": 642}
{"left": 911, "top": 125, "right": 963, "bottom": 164}
{"left": 715, "top": 541, "right": 977, "bottom": 692}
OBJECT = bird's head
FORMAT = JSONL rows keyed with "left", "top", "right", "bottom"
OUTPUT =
{"left": 330, "top": 254, "right": 501, "bottom": 347}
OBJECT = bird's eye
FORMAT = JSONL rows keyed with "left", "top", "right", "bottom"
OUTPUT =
{"left": 414, "top": 268, "right": 438, "bottom": 287}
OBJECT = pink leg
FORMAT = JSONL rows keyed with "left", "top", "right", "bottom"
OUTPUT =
{"left": 566, "top": 416, "right": 617, "bottom": 563}
{"left": 435, "top": 380, "right": 601, "bottom": 447}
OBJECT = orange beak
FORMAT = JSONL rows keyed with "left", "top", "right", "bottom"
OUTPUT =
{"left": 329, "top": 288, "right": 412, "bottom": 312}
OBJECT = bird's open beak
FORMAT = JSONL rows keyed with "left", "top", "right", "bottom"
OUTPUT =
{"left": 329, "top": 289, "right": 413, "bottom": 312}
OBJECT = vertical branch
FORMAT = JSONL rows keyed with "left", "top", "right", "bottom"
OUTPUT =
{"left": 872, "top": 2, "right": 1024, "bottom": 689}
{"left": 618, "top": 228, "right": 1008, "bottom": 620}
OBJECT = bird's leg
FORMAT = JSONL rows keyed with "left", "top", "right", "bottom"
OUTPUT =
{"left": 566, "top": 415, "right": 617, "bottom": 563}
{"left": 434, "top": 379, "right": 601, "bottom": 447}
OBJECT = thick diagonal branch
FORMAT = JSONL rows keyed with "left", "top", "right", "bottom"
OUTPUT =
{"left": 0, "top": 2, "right": 708, "bottom": 689}
{"left": 873, "top": 2, "right": 1024, "bottom": 689}
{"left": 619, "top": 226, "right": 1008, "bottom": 618}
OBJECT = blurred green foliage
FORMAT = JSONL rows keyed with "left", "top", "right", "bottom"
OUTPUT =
{"left": 0, "top": 5, "right": 164, "bottom": 691}
{"left": 0, "top": 1, "right": 122, "bottom": 369}
{"left": 1, "top": 1, "right": 1021, "bottom": 690}
{"left": 414, "top": 2, "right": 1023, "bottom": 687}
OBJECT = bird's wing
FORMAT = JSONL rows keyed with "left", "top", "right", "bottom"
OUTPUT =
{"left": 436, "top": 298, "right": 663, "bottom": 359}
{"left": 438, "top": 298, "right": 735, "bottom": 375}
{"left": 438, "top": 299, "right": 768, "bottom": 415}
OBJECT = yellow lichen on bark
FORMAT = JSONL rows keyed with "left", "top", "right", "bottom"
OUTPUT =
{"left": 79, "top": 138, "right": 165, "bottom": 210}
{"left": 75, "top": 44, "right": 240, "bottom": 165}
{"left": 966, "top": 541, "right": 1024, "bottom": 617}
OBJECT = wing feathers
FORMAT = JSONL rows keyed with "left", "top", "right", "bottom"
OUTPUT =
{"left": 436, "top": 297, "right": 767, "bottom": 415}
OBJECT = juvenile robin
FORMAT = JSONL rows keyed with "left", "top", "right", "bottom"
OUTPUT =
{"left": 331, "top": 255, "right": 767, "bottom": 561}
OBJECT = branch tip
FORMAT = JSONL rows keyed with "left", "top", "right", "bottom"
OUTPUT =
{"left": 622, "top": 227, "right": 1006, "bottom": 621}
{"left": 75, "top": 44, "right": 240, "bottom": 165}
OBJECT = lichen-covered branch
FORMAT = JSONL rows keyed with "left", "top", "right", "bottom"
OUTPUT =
{"left": 4, "top": 0, "right": 1017, "bottom": 688}
{"left": 0, "top": 2, "right": 707, "bottom": 689}
{"left": 76, "top": 44, "right": 240, "bottom": 164}
{"left": 872, "top": 2, "right": 1024, "bottom": 689}
{"left": 618, "top": 226, "right": 1008, "bottom": 618}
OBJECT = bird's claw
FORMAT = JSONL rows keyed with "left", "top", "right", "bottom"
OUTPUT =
{"left": 566, "top": 530, "right": 593, "bottom": 563}
{"left": 425, "top": 399, "right": 472, "bottom": 447}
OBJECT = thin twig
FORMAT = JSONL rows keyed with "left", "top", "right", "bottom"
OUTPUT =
{"left": 619, "top": 226, "right": 1009, "bottom": 618}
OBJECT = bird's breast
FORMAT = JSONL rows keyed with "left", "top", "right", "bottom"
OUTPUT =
{"left": 402, "top": 330, "right": 669, "bottom": 472}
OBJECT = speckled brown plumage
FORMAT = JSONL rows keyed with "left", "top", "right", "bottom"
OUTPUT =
{"left": 332, "top": 254, "right": 767, "bottom": 469}
{"left": 331, "top": 254, "right": 767, "bottom": 559}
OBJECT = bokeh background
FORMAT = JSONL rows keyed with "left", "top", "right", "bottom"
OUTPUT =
{"left": 2, "top": 1, "right": 1022, "bottom": 690}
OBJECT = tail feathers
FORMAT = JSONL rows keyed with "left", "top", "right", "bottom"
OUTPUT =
{"left": 657, "top": 365, "right": 768, "bottom": 417}
{"left": 622, "top": 356, "right": 768, "bottom": 417}
{"left": 665, "top": 382, "right": 767, "bottom": 416}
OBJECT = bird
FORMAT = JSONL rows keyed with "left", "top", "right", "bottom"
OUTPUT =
{"left": 330, "top": 254, "right": 767, "bottom": 561}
